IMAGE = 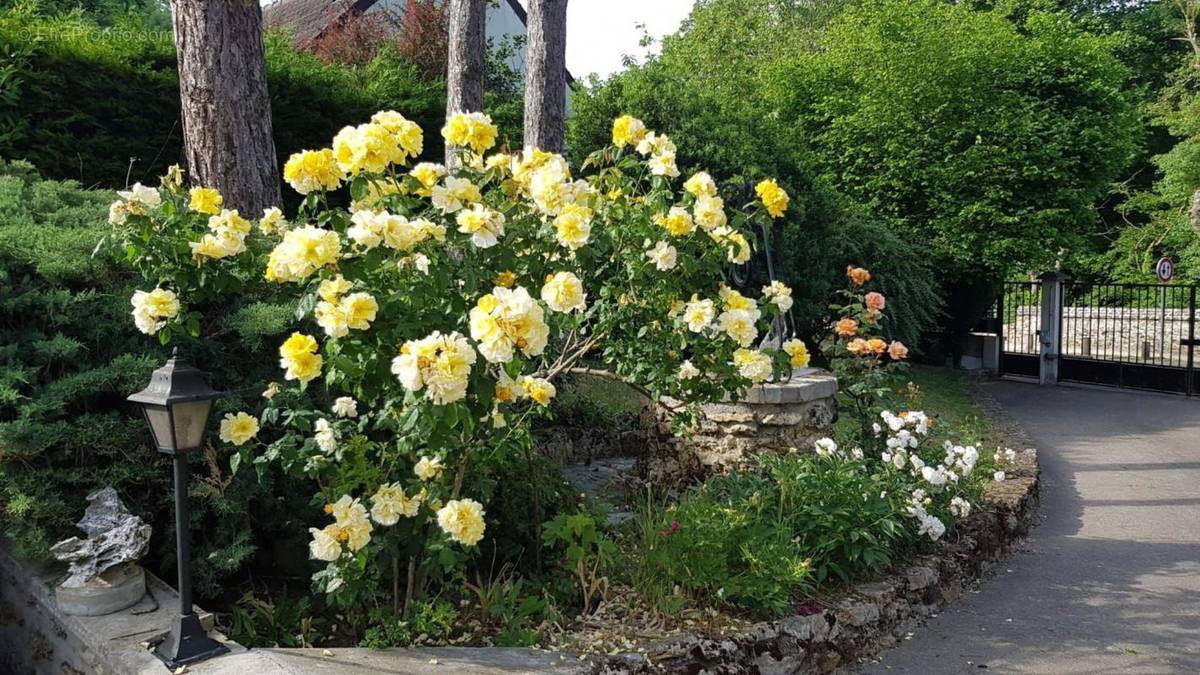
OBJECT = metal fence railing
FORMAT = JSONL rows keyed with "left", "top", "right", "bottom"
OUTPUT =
{"left": 1060, "top": 283, "right": 1197, "bottom": 368}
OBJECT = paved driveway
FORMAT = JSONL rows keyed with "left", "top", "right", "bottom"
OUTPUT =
{"left": 857, "top": 380, "right": 1200, "bottom": 674}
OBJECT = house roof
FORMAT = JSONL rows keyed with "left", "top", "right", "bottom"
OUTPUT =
{"left": 263, "top": 0, "right": 374, "bottom": 45}
{"left": 263, "top": 0, "right": 575, "bottom": 84}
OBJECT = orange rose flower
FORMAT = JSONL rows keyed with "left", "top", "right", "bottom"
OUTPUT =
{"left": 865, "top": 292, "right": 886, "bottom": 311}
{"left": 888, "top": 340, "right": 909, "bottom": 360}
{"left": 868, "top": 338, "right": 887, "bottom": 354}
{"left": 835, "top": 318, "right": 858, "bottom": 337}
{"left": 846, "top": 338, "right": 872, "bottom": 356}
{"left": 846, "top": 265, "right": 871, "bottom": 287}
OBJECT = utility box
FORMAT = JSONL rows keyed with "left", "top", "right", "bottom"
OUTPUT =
{"left": 961, "top": 332, "right": 1001, "bottom": 373}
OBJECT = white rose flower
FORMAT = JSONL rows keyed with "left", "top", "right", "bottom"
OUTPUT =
{"left": 332, "top": 397, "right": 358, "bottom": 418}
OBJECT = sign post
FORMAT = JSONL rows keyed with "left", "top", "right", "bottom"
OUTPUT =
{"left": 1156, "top": 257, "right": 1175, "bottom": 283}
{"left": 1156, "top": 257, "right": 1174, "bottom": 364}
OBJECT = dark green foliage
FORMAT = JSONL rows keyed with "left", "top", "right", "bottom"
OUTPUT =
{"left": 624, "top": 455, "right": 908, "bottom": 616}
{"left": 0, "top": 10, "right": 521, "bottom": 191}
{"left": 770, "top": 0, "right": 1139, "bottom": 284}
{"left": 0, "top": 160, "right": 164, "bottom": 559}
{"left": 567, "top": 0, "right": 943, "bottom": 350}
{"left": 1101, "top": 33, "right": 1200, "bottom": 282}
{"left": 0, "top": 160, "right": 305, "bottom": 599}
{"left": 358, "top": 600, "right": 457, "bottom": 648}
{"left": 227, "top": 590, "right": 323, "bottom": 648}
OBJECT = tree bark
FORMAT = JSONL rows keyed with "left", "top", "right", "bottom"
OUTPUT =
{"left": 445, "top": 0, "right": 486, "bottom": 165}
{"left": 170, "top": 0, "right": 281, "bottom": 213}
{"left": 523, "top": 0, "right": 568, "bottom": 152}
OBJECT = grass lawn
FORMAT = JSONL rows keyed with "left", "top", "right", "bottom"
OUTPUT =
{"left": 908, "top": 366, "right": 997, "bottom": 442}
{"left": 835, "top": 365, "right": 1012, "bottom": 451}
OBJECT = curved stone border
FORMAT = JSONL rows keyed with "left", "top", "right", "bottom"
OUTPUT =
{"left": 589, "top": 447, "right": 1041, "bottom": 675}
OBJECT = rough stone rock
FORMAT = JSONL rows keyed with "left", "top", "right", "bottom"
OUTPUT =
{"left": 49, "top": 488, "right": 151, "bottom": 588}
{"left": 835, "top": 599, "right": 880, "bottom": 627}
{"left": 754, "top": 652, "right": 804, "bottom": 675}
{"left": 855, "top": 581, "right": 896, "bottom": 606}
{"left": 904, "top": 565, "right": 938, "bottom": 591}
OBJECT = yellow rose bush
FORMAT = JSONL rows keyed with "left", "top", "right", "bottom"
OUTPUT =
{"left": 105, "top": 110, "right": 799, "bottom": 610}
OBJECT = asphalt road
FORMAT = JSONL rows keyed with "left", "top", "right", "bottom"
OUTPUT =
{"left": 857, "top": 380, "right": 1200, "bottom": 675}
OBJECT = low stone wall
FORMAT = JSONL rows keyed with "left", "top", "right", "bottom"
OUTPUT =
{"left": 0, "top": 540, "right": 216, "bottom": 675}
{"left": 642, "top": 370, "right": 839, "bottom": 484}
{"left": 588, "top": 447, "right": 1041, "bottom": 675}
{"left": 1005, "top": 305, "right": 1193, "bottom": 363}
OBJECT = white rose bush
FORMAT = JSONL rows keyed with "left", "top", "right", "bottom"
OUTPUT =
{"left": 104, "top": 110, "right": 803, "bottom": 611}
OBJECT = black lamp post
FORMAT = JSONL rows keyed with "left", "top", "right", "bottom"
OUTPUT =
{"left": 127, "top": 348, "right": 229, "bottom": 668}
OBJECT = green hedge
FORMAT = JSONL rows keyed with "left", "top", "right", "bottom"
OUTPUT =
{"left": 0, "top": 160, "right": 310, "bottom": 596}
{"left": 0, "top": 11, "right": 517, "bottom": 191}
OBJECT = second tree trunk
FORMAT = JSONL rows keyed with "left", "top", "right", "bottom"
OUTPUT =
{"left": 523, "top": 0, "right": 568, "bottom": 152}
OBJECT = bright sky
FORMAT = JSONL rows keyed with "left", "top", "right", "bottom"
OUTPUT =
{"left": 261, "top": 0, "right": 697, "bottom": 80}
{"left": 552, "top": 0, "right": 697, "bottom": 80}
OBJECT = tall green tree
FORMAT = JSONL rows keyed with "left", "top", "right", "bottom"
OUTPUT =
{"left": 767, "top": 0, "right": 1140, "bottom": 345}
{"left": 1102, "top": 0, "right": 1200, "bottom": 281}
{"left": 567, "top": 0, "right": 941, "bottom": 348}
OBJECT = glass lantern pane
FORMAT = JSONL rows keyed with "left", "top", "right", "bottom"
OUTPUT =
{"left": 143, "top": 405, "right": 175, "bottom": 451}
{"left": 170, "top": 399, "right": 213, "bottom": 451}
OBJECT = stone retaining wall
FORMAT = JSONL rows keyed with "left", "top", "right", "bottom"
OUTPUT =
{"left": 642, "top": 370, "right": 839, "bottom": 485}
{"left": 589, "top": 446, "right": 1041, "bottom": 675}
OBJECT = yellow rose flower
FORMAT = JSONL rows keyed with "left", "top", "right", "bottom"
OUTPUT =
{"left": 683, "top": 171, "right": 717, "bottom": 197}
{"left": 755, "top": 179, "right": 789, "bottom": 218}
{"left": 308, "top": 524, "right": 342, "bottom": 561}
{"left": 391, "top": 332, "right": 477, "bottom": 404}
{"left": 342, "top": 292, "right": 378, "bottom": 331}
{"left": 409, "top": 162, "right": 447, "bottom": 197}
{"left": 436, "top": 498, "right": 486, "bottom": 546}
{"left": 259, "top": 207, "right": 287, "bottom": 234}
{"left": 519, "top": 376, "right": 557, "bottom": 406}
{"left": 264, "top": 225, "right": 341, "bottom": 283}
{"left": 370, "top": 482, "right": 420, "bottom": 526}
{"left": 414, "top": 455, "right": 445, "bottom": 481}
{"left": 130, "top": 287, "right": 180, "bottom": 335}
{"left": 553, "top": 203, "right": 592, "bottom": 250}
{"left": 611, "top": 115, "right": 647, "bottom": 148}
{"left": 468, "top": 286, "right": 550, "bottom": 364}
{"left": 456, "top": 203, "right": 506, "bottom": 249}
{"left": 279, "top": 332, "right": 322, "bottom": 384}
{"left": 540, "top": 271, "right": 587, "bottom": 313}
{"left": 495, "top": 271, "right": 518, "bottom": 288}
{"left": 188, "top": 187, "right": 223, "bottom": 215}
{"left": 733, "top": 348, "right": 773, "bottom": 383}
{"left": 441, "top": 111, "right": 497, "bottom": 154}
{"left": 218, "top": 411, "right": 259, "bottom": 446}
{"left": 783, "top": 339, "right": 810, "bottom": 368}
{"left": 283, "top": 148, "right": 344, "bottom": 195}
{"left": 655, "top": 206, "right": 696, "bottom": 237}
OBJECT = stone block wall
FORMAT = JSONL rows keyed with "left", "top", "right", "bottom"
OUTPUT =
{"left": 1005, "top": 305, "right": 1194, "bottom": 364}
{"left": 641, "top": 370, "right": 839, "bottom": 484}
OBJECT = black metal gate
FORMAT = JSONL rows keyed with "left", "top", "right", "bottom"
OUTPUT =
{"left": 998, "top": 280, "right": 1199, "bottom": 395}
{"left": 997, "top": 281, "right": 1041, "bottom": 380}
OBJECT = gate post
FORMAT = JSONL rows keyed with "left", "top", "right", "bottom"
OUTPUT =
{"left": 1039, "top": 272, "right": 1068, "bottom": 386}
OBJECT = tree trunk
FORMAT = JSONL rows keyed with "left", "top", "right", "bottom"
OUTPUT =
{"left": 445, "top": 0, "right": 486, "bottom": 165}
{"left": 523, "top": 0, "right": 568, "bottom": 152}
{"left": 170, "top": 0, "right": 280, "bottom": 213}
